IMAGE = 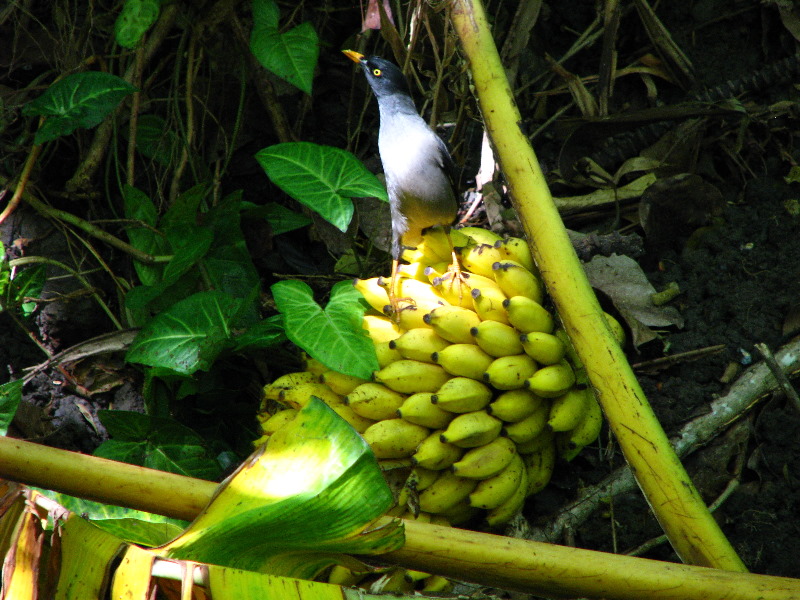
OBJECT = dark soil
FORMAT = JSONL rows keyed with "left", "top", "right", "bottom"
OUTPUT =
{"left": 1, "top": 0, "right": 799, "bottom": 588}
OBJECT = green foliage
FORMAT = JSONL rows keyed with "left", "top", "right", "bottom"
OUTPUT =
{"left": 22, "top": 72, "right": 137, "bottom": 144}
{"left": 0, "top": 380, "right": 22, "bottom": 437}
{"left": 249, "top": 0, "right": 319, "bottom": 94}
{"left": 256, "top": 142, "right": 388, "bottom": 232}
{"left": 95, "top": 410, "right": 222, "bottom": 480}
{"left": 114, "top": 0, "right": 161, "bottom": 48}
{"left": 272, "top": 280, "right": 378, "bottom": 380}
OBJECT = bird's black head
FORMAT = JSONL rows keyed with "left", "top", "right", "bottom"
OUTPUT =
{"left": 344, "top": 51, "right": 412, "bottom": 100}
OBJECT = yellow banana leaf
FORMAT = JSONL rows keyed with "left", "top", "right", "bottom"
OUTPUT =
{"left": 3, "top": 494, "right": 42, "bottom": 600}
{"left": 158, "top": 397, "right": 404, "bottom": 578}
{"left": 111, "top": 544, "right": 156, "bottom": 600}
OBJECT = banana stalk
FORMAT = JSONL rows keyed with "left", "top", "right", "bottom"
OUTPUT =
{"left": 448, "top": 0, "right": 746, "bottom": 571}
{"left": 0, "top": 437, "right": 798, "bottom": 599}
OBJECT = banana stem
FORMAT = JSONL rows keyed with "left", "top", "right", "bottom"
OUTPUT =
{"left": 0, "top": 437, "right": 796, "bottom": 599}
{"left": 448, "top": 0, "right": 746, "bottom": 571}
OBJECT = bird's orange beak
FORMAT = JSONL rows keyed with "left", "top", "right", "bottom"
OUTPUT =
{"left": 342, "top": 50, "right": 365, "bottom": 63}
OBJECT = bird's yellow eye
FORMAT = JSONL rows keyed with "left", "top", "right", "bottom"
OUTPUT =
{"left": 372, "top": 68, "right": 382, "bottom": 77}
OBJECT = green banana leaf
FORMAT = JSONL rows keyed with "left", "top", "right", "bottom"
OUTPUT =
{"left": 159, "top": 397, "right": 404, "bottom": 578}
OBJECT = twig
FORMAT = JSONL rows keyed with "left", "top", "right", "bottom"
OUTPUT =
{"left": 631, "top": 344, "right": 726, "bottom": 371}
{"left": 754, "top": 342, "right": 800, "bottom": 414}
{"left": 520, "top": 337, "right": 800, "bottom": 545}
{"left": 0, "top": 144, "right": 42, "bottom": 225}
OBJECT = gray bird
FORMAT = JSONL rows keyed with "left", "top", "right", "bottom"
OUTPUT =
{"left": 344, "top": 50, "right": 461, "bottom": 313}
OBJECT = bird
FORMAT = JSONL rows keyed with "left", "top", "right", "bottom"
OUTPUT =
{"left": 343, "top": 50, "right": 462, "bottom": 316}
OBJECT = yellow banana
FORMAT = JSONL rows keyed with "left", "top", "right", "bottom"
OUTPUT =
{"left": 458, "top": 242, "right": 503, "bottom": 278}
{"left": 519, "top": 331, "right": 566, "bottom": 365}
{"left": 320, "top": 370, "right": 368, "bottom": 395}
{"left": 362, "top": 419, "right": 430, "bottom": 459}
{"left": 492, "top": 259, "right": 544, "bottom": 304}
{"left": 468, "top": 452, "right": 525, "bottom": 509}
{"left": 390, "top": 328, "right": 450, "bottom": 363}
{"left": 430, "top": 271, "right": 474, "bottom": 309}
{"left": 502, "top": 296, "right": 554, "bottom": 334}
{"left": 418, "top": 471, "right": 478, "bottom": 514}
{"left": 555, "top": 328, "right": 584, "bottom": 371}
{"left": 418, "top": 227, "right": 470, "bottom": 263}
{"left": 440, "top": 411, "right": 502, "bottom": 448}
{"left": 302, "top": 354, "right": 328, "bottom": 377}
{"left": 525, "top": 438, "right": 557, "bottom": 496}
{"left": 471, "top": 286, "right": 510, "bottom": 324}
{"left": 431, "top": 377, "right": 493, "bottom": 413}
{"left": 515, "top": 428, "right": 555, "bottom": 454}
{"left": 451, "top": 436, "right": 517, "bottom": 479}
{"left": 557, "top": 390, "right": 603, "bottom": 461}
{"left": 278, "top": 382, "right": 343, "bottom": 409}
{"left": 346, "top": 382, "right": 407, "bottom": 420}
{"left": 362, "top": 314, "right": 402, "bottom": 343}
{"left": 457, "top": 226, "right": 503, "bottom": 246}
{"left": 494, "top": 237, "right": 536, "bottom": 273}
{"left": 380, "top": 276, "right": 449, "bottom": 308}
{"left": 487, "top": 388, "right": 545, "bottom": 423}
{"left": 547, "top": 384, "right": 591, "bottom": 432}
{"left": 391, "top": 303, "right": 431, "bottom": 330}
{"left": 259, "top": 409, "right": 298, "bottom": 435}
{"left": 502, "top": 401, "right": 549, "bottom": 443}
{"left": 262, "top": 371, "right": 315, "bottom": 403}
{"left": 424, "top": 305, "right": 482, "bottom": 344}
{"left": 470, "top": 319, "right": 523, "bottom": 357}
{"left": 485, "top": 459, "right": 529, "bottom": 527}
{"left": 410, "top": 466, "right": 440, "bottom": 492}
{"left": 373, "top": 360, "right": 450, "bottom": 394}
{"left": 353, "top": 277, "right": 391, "bottom": 312}
{"left": 412, "top": 430, "right": 464, "bottom": 470}
{"left": 329, "top": 403, "right": 376, "bottom": 433}
{"left": 401, "top": 246, "right": 426, "bottom": 263}
{"left": 483, "top": 354, "right": 538, "bottom": 390}
{"left": 523, "top": 360, "right": 575, "bottom": 398}
{"left": 396, "top": 261, "right": 431, "bottom": 282}
{"left": 603, "top": 311, "right": 626, "bottom": 346}
{"left": 397, "top": 392, "right": 454, "bottom": 429}
{"left": 374, "top": 340, "right": 403, "bottom": 367}
{"left": 432, "top": 343, "right": 494, "bottom": 380}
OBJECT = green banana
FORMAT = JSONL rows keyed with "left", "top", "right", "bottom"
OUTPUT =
{"left": 468, "top": 452, "right": 525, "bottom": 509}
{"left": 418, "top": 471, "right": 478, "bottom": 514}
{"left": 502, "top": 295, "right": 554, "bottom": 334}
{"left": 519, "top": 331, "right": 566, "bottom": 365}
{"left": 471, "top": 286, "right": 510, "bottom": 324}
{"left": 398, "top": 392, "right": 454, "bottom": 429}
{"left": 438, "top": 498, "right": 480, "bottom": 525}
{"left": 483, "top": 354, "right": 538, "bottom": 390}
{"left": 424, "top": 305, "right": 482, "bottom": 344}
{"left": 432, "top": 377, "right": 493, "bottom": 413}
{"left": 432, "top": 343, "right": 494, "bottom": 379}
{"left": 485, "top": 459, "right": 529, "bottom": 526}
{"left": 547, "top": 384, "right": 590, "bottom": 432}
{"left": 458, "top": 242, "right": 503, "bottom": 278}
{"left": 373, "top": 360, "right": 450, "bottom": 394}
{"left": 451, "top": 436, "right": 517, "bottom": 479}
{"left": 487, "top": 388, "right": 545, "bottom": 423}
{"left": 412, "top": 430, "right": 464, "bottom": 470}
{"left": 494, "top": 237, "right": 536, "bottom": 273}
{"left": 320, "top": 370, "right": 368, "bottom": 395}
{"left": 603, "top": 311, "right": 626, "bottom": 346}
{"left": 362, "top": 418, "right": 430, "bottom": 459}
{"left": 502, "top": 401, "right": 549, "bottom": 443}
{"left": 492, "top": 259, "right": 544, "bottom": 304}
{"left": 525, "top": 438, "right": 557, "bottom": 496}
{"left": 556, "top": 390, "right": 603, "bottom": 461}
{"left": 440, "top": 411, "right": 503, "bottom": 448}
{"left": 390, "top": 327, "right": 450, "bottom": 363}
{"left": 514, "top": 428, "right": 555, "bottom": 454}
{"left": 523, "top": 360, "right": 576, "bottom": 398}
{"left": 346, "top": 382, "right": 407, "bottom": 420}
{"left": 470, "top": 319, "right": 524, "bottom": 357}
{"left": 410, "top": 466, "right": 440, "bottom": 492}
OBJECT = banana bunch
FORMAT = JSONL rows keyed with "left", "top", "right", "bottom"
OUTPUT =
{"left": 257, "top": 227, "right": 614, "bottom": 532}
